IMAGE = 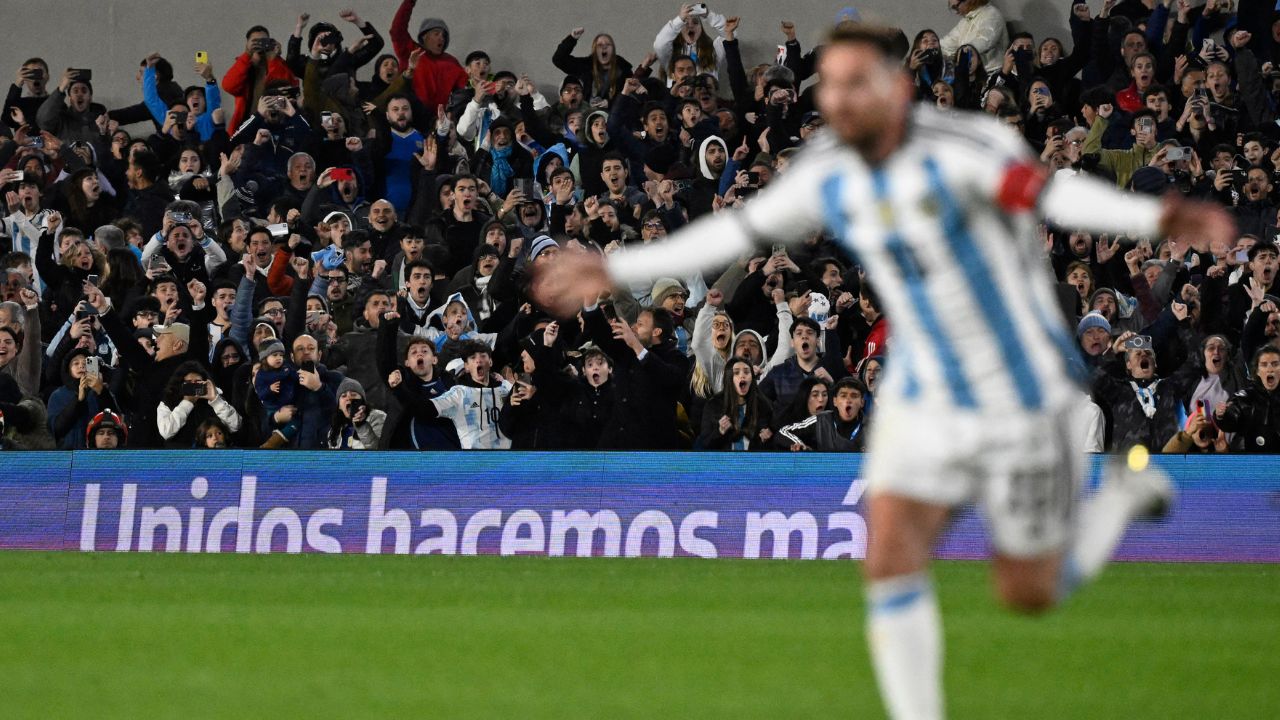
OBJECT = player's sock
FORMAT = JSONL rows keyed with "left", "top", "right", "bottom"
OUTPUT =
{"left": 866, "top": 572, "right": 943, "bottom": 720}
{"left": 1060, "top": 461, "right": 1170, "bottom": 598}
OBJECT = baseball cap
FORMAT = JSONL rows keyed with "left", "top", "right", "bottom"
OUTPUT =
{"left": 152, "top": 322, "right": 190, "bottom": 344}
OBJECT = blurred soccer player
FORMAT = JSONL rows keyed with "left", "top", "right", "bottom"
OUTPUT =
{"left": 532, "top": 22, "right": 1235, "bottom": 720}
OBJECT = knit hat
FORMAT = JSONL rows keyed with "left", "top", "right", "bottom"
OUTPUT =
{"left": 257, "top": 338, "right": 285, "bottom": 358}
{"left": 417, "top": 18, "right": 450, "bottom": 51}
{"left": 1129, "top": 166, "right": 1171, "bottom": 195}
{"left": 528, "top": 234, "right": 559, "bottom": 262}
{"left": 651, "top": 278, "right": 687, "bottom": 305}
{"left": 337, "top": 376, "right": 365, "bottom": 398}
{"left": 1076, "top": 312, "right": 1112, "bottom": 339}
{"left": 86, "top": 409, "right": 128, "bottom": 447}
{"left": 1089, "top": 287, "right": 1118, "bottom": 309}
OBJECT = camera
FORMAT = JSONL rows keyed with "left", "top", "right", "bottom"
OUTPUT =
{"left": 75, "top": 307, "right": 99, "bottom": 322}
{"left": 252, "top": 38, "right": 275, "bottom": 53}
{"left": 171, "top": 110, "right": 188, "bottom": 125}
{"left": 1123, "top": 335, "right": 1153, "bottom": 351}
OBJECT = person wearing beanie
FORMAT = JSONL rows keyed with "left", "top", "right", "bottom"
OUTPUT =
{"left": 1076, "top": 312, "right": 1113, "bottom": 360}
{"left": 86, "top": 409, "right": 129, "bottom": 449}
{"left": 390, "top": 0, "right": 468, "bottom": 111}
{"left": 285, "top": 10, "right": 385, "bottom": 89}
{"left": 253, "top": 338, "right": 300, "bottom": 448}
{"left": 528, "top": 235, "right": 560, "bottom": 264}
{"left": 327, "top": 376, "right": 387, "bottom": 449}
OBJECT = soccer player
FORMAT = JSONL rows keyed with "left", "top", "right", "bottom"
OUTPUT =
{"left": 532, "top": 22, "right": 1236, "bottom": 720}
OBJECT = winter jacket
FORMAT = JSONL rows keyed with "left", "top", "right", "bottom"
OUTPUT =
{"left": 777, "top": 410, "right": 866, "bottom": 452}
{"left": 1215, "top": 380, "right": 1280, "bottom": 453}
{"left": 221, "top": 54, "right": 297, "bottom": 130}
{"left": 390, "top": 0, "right": 469, "bottom": 110}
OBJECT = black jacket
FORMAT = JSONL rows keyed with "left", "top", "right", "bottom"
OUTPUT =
{"left": 1215, "top": 380, "right": 1280, "bottom": 453}
{"left": 582, "top": 306, "right": 688, "bottom": 449}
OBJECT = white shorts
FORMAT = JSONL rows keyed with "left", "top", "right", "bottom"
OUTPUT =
{"left": 863, "top": 402, "right": 1083, "bottom": 558}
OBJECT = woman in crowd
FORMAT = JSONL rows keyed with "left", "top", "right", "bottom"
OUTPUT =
{"left": 156, "top": 361, "right": 242, "bottom": 448}
{"left": 697, "top": 356, "right": 772, "bottom": 450}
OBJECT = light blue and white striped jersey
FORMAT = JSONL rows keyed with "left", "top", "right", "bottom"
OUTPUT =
{"left": 430, "top": 380, "right": 513, "bottom": 449}
{"left": 608, "top": 105, "right": 1164, "bottom": 415}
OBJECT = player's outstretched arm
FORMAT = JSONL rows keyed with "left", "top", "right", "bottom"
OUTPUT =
{"left": 1008, "top": 164, "right": 1236, "bottom": 253}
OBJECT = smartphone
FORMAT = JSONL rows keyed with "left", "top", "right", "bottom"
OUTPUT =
{"left": 1165, "top": 147, "right": 1188, "bottom": 162}
{"left": 321, "top": 111, "right": 335, "bottom": 129}
{"left": 771, "top": 243, "right": 786, "bottom": 256}
{"left": 298, "top": 360, "right": 317, "bottom": 375}
{"left": 75, "top": 306, "right": 99, "bottom": 321}
{"left": 747, "top": 171, "right": 762, "bottom": 185}
{"left": 84, "top": 355, "right": 100, "bottom": 376}
{"left": 86, "top": 274, "right": 100, "bottom": 286}
{"left": 28, "top": 137, "right": 43, "bottom": 149}
{"left": 1234, "top": 249, "right": 1250, "bottom": 263}
{"left": 169, "top": 211, "right": 193, "bottom": 224}
{"left": 331, "top": 168, "right": 355, "bottom": 183}
{"left": 148, "top": 254, "right": 170, "bottom": 271}
{"left": 1033, "top": 86, "right": 1050, "bottom": 97}
{"left": 171, "top": 110, "right": 188, "bottom": 125}
{"left": 267, "top": 222, "right": 289, "bottom": 238}
{"left": 181, "top": 380, "right": 207, "bottom": 397}
{"left": 690, "top": 3, "right": 708, "bottom": 16}
{"left": 1123, "top": 335, "right": 1153, "bottom": 351}
{"left": 71, "top": 68, "right": 92, "bottom": 82}
{"left": 1137, "top": 117, "right": 1155, "bottom": 134}
{"left": 10, "top": 170, "right": 23, "bottom": 182}
{"left": 515, "top": 178, "right": 536, "bottom": 198}
{"left": 1203, "top": 38, "right": 1217, "bottom": 54}
{"left": 195, "top": 51, "right": 209, "bottom": 64}
{"left": 600, "top": 303, "right": 619, "bottom": 323}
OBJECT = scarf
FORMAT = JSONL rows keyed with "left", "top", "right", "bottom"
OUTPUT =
{"left": 490, "top": 145, "right": 515, "bottom": 197}
{"left": 1130, "top": 379, "right": 1161, "bottom": 419}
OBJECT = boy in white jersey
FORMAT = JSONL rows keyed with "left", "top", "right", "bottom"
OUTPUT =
{"left": 532, "top": 23, "right": 1236, "bottom": 720}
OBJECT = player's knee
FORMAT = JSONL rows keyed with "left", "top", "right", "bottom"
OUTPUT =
{"left": 995, "top": 580, "right": 1058, "bottom": 615}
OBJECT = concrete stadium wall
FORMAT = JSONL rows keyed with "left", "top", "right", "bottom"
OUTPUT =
{"left": 2, "top": 0, "right": 1072, "bottom": 121}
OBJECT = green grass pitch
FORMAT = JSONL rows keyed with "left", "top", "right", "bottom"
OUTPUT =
{"left": 0, "top": 553, "right": 1275, "bottom": 718}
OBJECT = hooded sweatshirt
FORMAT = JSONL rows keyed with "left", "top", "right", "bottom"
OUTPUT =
{"left": 414, "top": 292, "right": 498, "bottom": 359}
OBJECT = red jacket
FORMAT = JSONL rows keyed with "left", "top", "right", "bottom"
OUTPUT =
{"left": 858, "top": 316, "right": 888, "bottom": 368}
{"left": 1115, "top": 83, "right": 1144, "bottom": 114}
{"left": 222, "top": 54, "right": 298, "bottom": 130}
{"left": 390, "top": 0, "right": 468, "bottom": 111}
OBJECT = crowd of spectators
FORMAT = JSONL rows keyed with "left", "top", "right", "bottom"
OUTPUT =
{"left": 0, "top": 0, "right": 1277, "bottom": 454}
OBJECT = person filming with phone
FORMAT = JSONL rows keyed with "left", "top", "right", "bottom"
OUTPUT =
{"left": 46, "top": 348, "right": 120, "bottom": 449}
{"left": 157, "top": 361, "right": 241, "bottom": 448}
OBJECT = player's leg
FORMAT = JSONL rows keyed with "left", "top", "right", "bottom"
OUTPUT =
{"left": 1058, "top": 446, "right": 1174, "bottom": 598}
{"left": 991, "top": 552, "right": 1062, "bottom": 613}
{"left": 864, "top": 492, "right": 952, "bottom": 720}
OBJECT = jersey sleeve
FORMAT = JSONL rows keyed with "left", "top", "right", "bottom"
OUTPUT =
{"left": 605, "top": 138, "right": 834, "bottom": 287}
{"left": 966, "top": 112, "right": 1165, "bottom": 238}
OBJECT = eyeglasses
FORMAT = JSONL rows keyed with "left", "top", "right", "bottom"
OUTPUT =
{"left": 643, "top": 222, "right": 665, "bottom": 230}
{"left": 322, "top": 275, "right": 347, "bottom": 282}
{"left": 262, "top": 308, "right": 285, "bottom": 316}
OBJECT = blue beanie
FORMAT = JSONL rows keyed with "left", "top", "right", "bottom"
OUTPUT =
{"left": 528, "top": 234, "right": 559, "bottom": 262}
{"left": 1076, "top": 312, "right": 1112, "bottom": 339}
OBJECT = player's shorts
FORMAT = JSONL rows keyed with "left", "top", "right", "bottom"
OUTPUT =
{"left": 863, "top": 401, "right": 1083, "bottom": 558}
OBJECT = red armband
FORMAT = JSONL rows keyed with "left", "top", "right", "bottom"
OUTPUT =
{"left": 996, "top": 161, "right": 1049, "bottom": 212}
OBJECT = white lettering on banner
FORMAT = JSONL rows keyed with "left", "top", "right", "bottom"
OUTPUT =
{"left": 623, "top": 511, "right": 676, "bottom": 557}
{"left": 460, "top": 509, "right": 502, "bottom": 554}
{"left": 138, "top": 505, "right": 182, "bottom": 552}
{"left": 501, "top": 509, "right": 545, "bottom": 555}
{"left": 256, "top": 507, "right": 303, "bottom": 553}
{"left": 204, "top": 475, "right": 256, "bottom": 553}
{"left": 679, "top": 511, "right": 720, "bottom": 558}
{"left": 187, "top": 477, "right": 207, "bottom": 553}
{"left": 744, "top": 512, "right": 819, "bottom": 559}
{"left": 822, "top": 512, "right": 868, "bottom": 559}
{"left": 115, "top": 483, "right": 136, "bottom": 552}
{"left": 79, "top": 484, "right": 100, "bottom": 551}
{"left": 366, "top": 477, "right": 410, "bottom": 554}
{"left": 72, "top": 474, "right": 869, "bottom": 559}
{"left": 306, "top": 509, "right": 344, "bottom": 553}
{"left": 549, "top": 510, "right": 622, "bottom": 557}
{"left": 415, "top": 510, "right": 458, "bottom": 554}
